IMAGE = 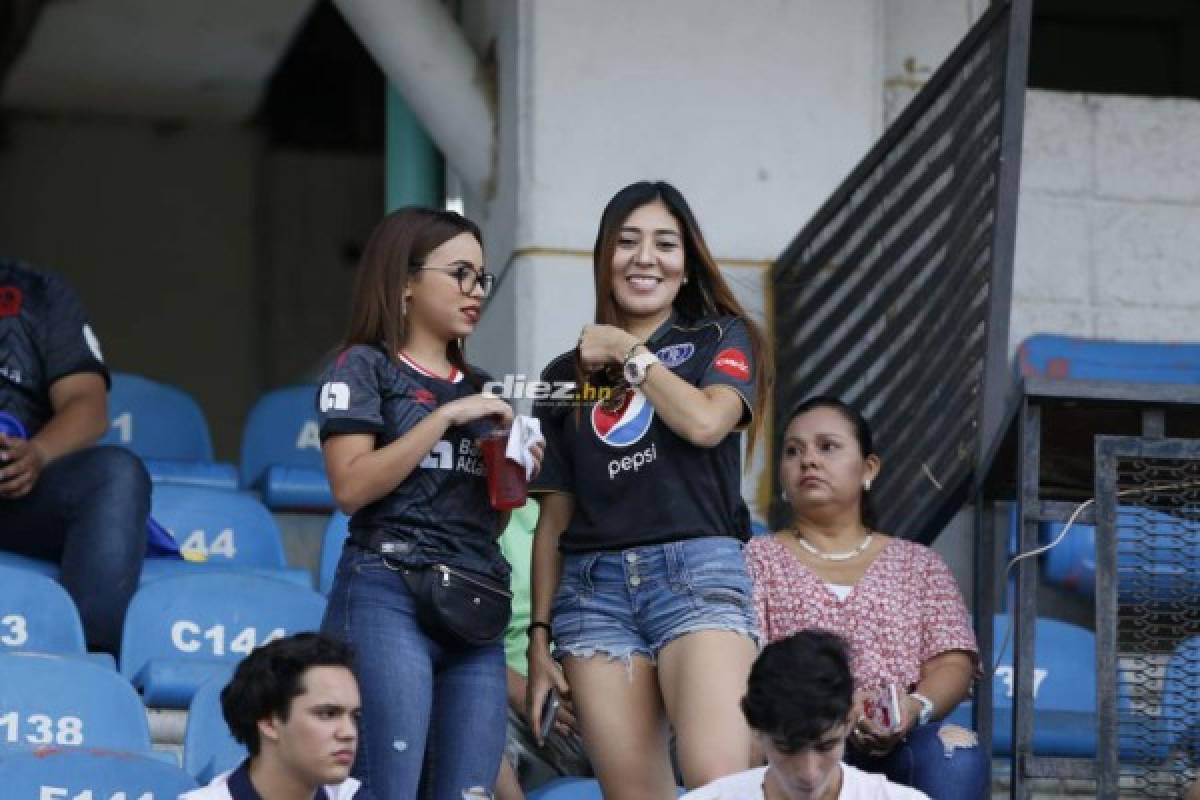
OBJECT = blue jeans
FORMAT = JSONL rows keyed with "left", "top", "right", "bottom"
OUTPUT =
{"left": 552, "top": 536, "right": 760, "bottom": 663}
{"left": 323, "top": 543, "right": 508, "bottom": 799}
{"left": 846, "top": 721, "right": 990, "bottom": 800}
{"left": 0, "top": 445, "right": 148, "bottom": 654}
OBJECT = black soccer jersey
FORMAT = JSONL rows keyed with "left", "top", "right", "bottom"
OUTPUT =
{"left": 532, "top": 313, "right": 757, "bottom": 553}
{"left": 316, "top": 346, "right": 508, "bottom": 580}
{"left": 0, "top": 259, "right": 109, "bottom": 436}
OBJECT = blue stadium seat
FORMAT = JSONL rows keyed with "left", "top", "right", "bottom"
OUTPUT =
{"left": 945, "top": 615, "right": 1096, "bottom": 757}
{"left": 528, "top": 778, "right": 606, "bottom": 799}
{"left": 0, "top": 552, "right": 61, "bottom": 581}
{"left": 0, "top": 652, "right": 154, "bottom": 755}
{"left": 239, "top": 386, "right": 333, "bottom": 511}
{"left": 1161, "top": 636, "right": 1200, "bottom": 764}
{"left": 141, "top": 484, "right": 311, "bottom": 588}
{"left": 119, "top": 572, "right": 326, "bottom": 708}
{"left": 0, "top": 564, "right": 86, "bottom": 656}
{"left": 319, "top": 512, "right": 351, "bottom": 594}
{"left": 946, "top": 615, "right": 1164, "bottom": 760}
{"left": 529, "top": 778, "right": 685, "bottom": 798}
{"left": 184, "top": 671, "right": 245, "bottom": 782}
{"left": 0, "top": 748, "right": 197, "bottom": 795}
{"left": 1040, "top": 506, "right": 1200, "bottom": 604}
{"left": 102, "top": 372, "right": 238, "bottom": 489}
{"left": 1016, "top": 334, "right": 1200, "bottom": 384}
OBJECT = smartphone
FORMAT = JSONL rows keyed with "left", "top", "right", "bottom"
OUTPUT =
{"left": 538, "top": 687, "right": 560, "bottom": 742}
{"left": 864, "top": 684, "right": 903, "bottom": 732}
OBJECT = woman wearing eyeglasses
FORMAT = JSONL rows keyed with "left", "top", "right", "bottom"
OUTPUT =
{"left": 317, "top": 207, "right": 541, "bottom": 797}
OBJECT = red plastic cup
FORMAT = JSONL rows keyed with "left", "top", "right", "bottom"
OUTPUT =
{"left": 478, "top": 428, "right": 528, "bottom": 511}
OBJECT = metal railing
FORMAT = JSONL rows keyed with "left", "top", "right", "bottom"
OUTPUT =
{"left": 770, "top": 0, "right": 1032, "bottom": 541}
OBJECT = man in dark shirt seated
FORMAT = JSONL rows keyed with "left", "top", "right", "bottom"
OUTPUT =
{"left": 182, "top": 633, "right": 364, "bottom": 800}
{"left": 0, "top": 257, "right": 148, "bottom": 654}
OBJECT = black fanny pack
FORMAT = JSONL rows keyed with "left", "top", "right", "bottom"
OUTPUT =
{"left": 398, "top": 562, "right": 512, "bottom": 648}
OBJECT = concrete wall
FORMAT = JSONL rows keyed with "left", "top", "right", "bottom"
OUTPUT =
{"left": 0, "top": 115, "right": 259, "bottom": 458}
{"left": 1011, "top": 90, "right": 1200, "bottom": 349}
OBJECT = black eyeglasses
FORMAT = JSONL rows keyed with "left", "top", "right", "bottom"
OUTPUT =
{"left": 412, "top": 263, "right": 495, "bottom": 297}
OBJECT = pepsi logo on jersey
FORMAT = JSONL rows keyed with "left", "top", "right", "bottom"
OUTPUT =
{"left": 591, "top": 388, "right": 654, "bottom": 448}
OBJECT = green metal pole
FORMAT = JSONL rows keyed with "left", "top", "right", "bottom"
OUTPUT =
{"left": 386, "top": 86, "right": 444, "bottom": 211}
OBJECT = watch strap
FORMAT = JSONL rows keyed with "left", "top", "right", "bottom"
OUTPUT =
{"left": 909, "top": 692, "right": 935, "bottom": 726}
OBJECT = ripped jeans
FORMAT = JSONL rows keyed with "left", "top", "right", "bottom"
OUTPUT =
{"left": 846, "top": 721, "right": 990, "bottom": 800}
{"left": 322, "top": 543, "right": 507, "bottom": 799}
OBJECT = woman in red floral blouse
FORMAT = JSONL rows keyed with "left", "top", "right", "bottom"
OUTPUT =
{"left": 746, "top": 397, "right": 988, "bottom": 800}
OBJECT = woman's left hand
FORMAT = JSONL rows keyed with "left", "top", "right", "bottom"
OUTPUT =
{"left": 852, "top": 695, "right": 919, "bottom": 758}
{"left": 577, "top": 324, "right": 639, "bottom": 373}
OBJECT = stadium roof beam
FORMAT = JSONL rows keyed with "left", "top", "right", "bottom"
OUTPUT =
{"left": 334, "top": 0, "right": 494, "bottom": 198}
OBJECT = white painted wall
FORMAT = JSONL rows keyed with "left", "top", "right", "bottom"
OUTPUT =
{"left": 1011, "top": 90, "right": 1200, "bottom": 349}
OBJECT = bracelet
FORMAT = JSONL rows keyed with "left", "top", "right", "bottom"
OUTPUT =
{"left": 527, "top": 621, "right": 553, "bottom": 637}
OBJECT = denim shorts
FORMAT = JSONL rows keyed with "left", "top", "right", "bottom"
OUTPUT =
{"left": 551, "top": 536, "right": 760, "bottom": 664}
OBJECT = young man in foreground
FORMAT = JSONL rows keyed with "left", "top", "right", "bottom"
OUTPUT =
{"left": 683, "top": 631, "right": 930, "bottom": 800}
{"left": 182, "top": 633, "right": 364, "bottom": 800}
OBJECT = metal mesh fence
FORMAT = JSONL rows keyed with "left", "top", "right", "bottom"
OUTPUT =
{"left": 1113, "top": 458, "right": 1200, "bottom": 797}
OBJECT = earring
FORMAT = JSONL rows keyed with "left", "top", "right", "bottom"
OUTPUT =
{"left": 863, "top": 479, "right": 872, "bottom": 491}
{"left": 781, "top": 488, "right": 789, "bottom": 503}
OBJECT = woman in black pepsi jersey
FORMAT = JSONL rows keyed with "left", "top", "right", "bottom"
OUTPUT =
{"left": 526, "top": 181, "right": 774, "bottom": 798}
{"left": 316, "top": 208, "right": 540, "bottom": 799}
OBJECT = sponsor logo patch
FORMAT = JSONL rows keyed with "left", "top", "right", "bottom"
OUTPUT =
{"left": 656, "top": 342, "right": 695, "bottom": 369}
{"left": 713, "top": 348, "right": 750, "bottom": 382}
{"left": 319, "top": 382, "right": 351, "bottom": 412}
{"left": 591, "top": 388, "right": 654, "bottom": 448}
{"left": 0, "top": 286, "right": 22, "bottom": 318}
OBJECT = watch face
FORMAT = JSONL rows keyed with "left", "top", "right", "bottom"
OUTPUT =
{"left": 624, "top": 360, "right": 640, "bottom": 384}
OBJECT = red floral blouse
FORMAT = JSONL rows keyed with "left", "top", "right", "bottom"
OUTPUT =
{"left": 746, "top": 536, "right": 979, "bottom": 691}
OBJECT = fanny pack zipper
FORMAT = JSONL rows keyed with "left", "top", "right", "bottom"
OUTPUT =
{"left": 436, "top": 564, "right": 513, "bottom": 598}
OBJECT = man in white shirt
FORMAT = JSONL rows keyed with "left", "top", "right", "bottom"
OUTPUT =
{"left": 181, "top": 633, "right": 364, "bottom": 800}
{"left": 682, "top": 631, "right": 929, "bottom": 800}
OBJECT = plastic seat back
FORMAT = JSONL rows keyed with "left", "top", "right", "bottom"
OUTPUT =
{"left": 1161, "top": 636, "right": 1200, "bottom": 762}
{"left": 152, "top": 484, "right": 287, "bottom": 568}
{"left": 184, "top": 671, "right": 246, "bottom": 782}
{"left": 945, "top": 615, "right": 1096, "bottom": 757}
{"left": 0, "top": 748, "right": 198, "bottom": 796}
{"left": 239, "top": 386, "right": 333, "bottom": 509}
{"left": 102, "top": 372, "right": 214, "bottom": 461}
{"left": 119, "top": 572, "right": 326, "bottom": 708}
{"left": 1041, "top": 506, "right": 1200, "bottom": 604}
{"left": 319, "top": 512, "right": 351, "bottom": 594}
{"left": 0, "top": 564, "right": 87, "bottom": 656}
{"left": 1016, "top": 334, "right": 1200, "bottom": 384}
{"left": 0, "top": 652, "right": 153, "bottom": 754}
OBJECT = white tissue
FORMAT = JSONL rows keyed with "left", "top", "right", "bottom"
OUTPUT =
{"left": 505, "top": 415, "right": 545, "bottom": 481}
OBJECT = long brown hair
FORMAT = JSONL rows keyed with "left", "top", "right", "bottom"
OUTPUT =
{"left": 585, "top": 180, "right": 773, "bottom": 457}
{"left": 343, "top": 207, "right": 483, "bottom": 382}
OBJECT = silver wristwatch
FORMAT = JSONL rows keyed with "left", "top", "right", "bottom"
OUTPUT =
{"left": 909, "top": 692, "right": 935, "bottom": 726}
{"left": 623, "top": 351, "right": 660, "bottom": 387}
